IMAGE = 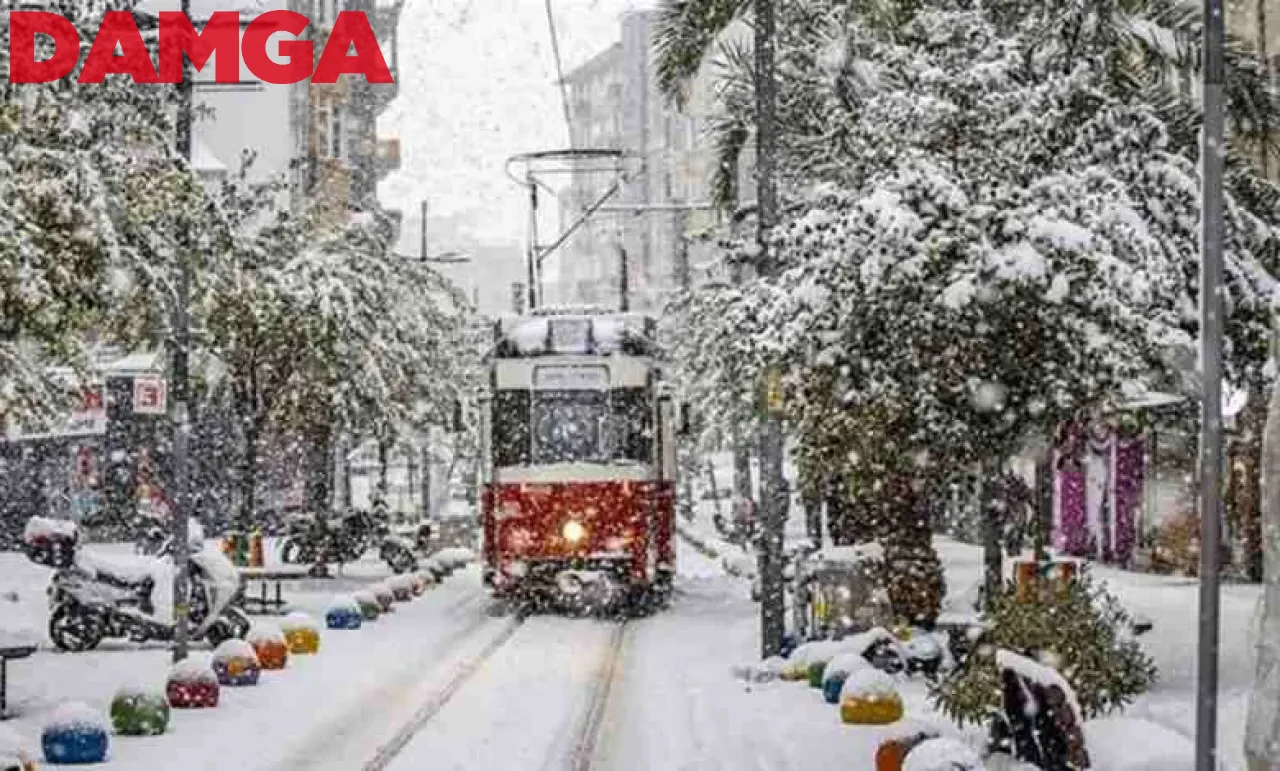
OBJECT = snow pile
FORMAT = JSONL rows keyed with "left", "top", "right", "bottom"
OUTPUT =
{"left": 841, "top": 626, "right": 901, "bottom": 657}
{"left": 282, "top": 611, "right": 319, "bottom": 632}
{"left": 1083, "top": 718, "right": 1194, "bottom": 771}
{"left": 901, "top": 737, "right": 983, "bottom": 771}
{"left": 0, "top": 723, "right": 34, "bottom": 762}
{"left": 43, "top": 701, "right": 109, "bottom": 734}
{"left": 212, "top": 639, "right": 259, "bottom": 664}
{"left": 169, "top": 657, "right": 218, "bottom": 685}
{"left": 731, "top": 655, "right": 789, "bottom": 684}
{"left": 247, "top": 621, "right": 285, "bottom": 645}
{"left": 0, "top": 619, "right": 41, "bottom": 649}
{"left": 994, "top": 649, "right": 1084, "bottom": 727}
{"left": 353, "top": 590, "right": 379, "bottom": 607}
{"left": 824, "top": 652, "right": 870, "bottom": 680}
{"left": 435, "top": 547, "right": 475, "bottom": 566}
{"left": 840, "top": 668, "right": 899, "bottom": 701}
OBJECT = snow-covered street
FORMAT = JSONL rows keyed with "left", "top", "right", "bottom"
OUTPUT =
{"left": 1, "top": 522, "right": 1247, "bottom": 770}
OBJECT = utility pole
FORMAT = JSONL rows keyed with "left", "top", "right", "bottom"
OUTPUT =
{"left": 754, "top": 0, "right": 786, "bottom": 659}
{"left": 170, "top": 0, "right": 194, "bottom": 664}
{"left": 1195, "top": 0, "right": 1225, "bottom": 765}
{"left": 420, "top": 199, "right": 428, "bottom": 258}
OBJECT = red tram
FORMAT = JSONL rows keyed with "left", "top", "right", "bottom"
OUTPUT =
{"left": 478, "top": 309, "right": 682, "bottom": 613}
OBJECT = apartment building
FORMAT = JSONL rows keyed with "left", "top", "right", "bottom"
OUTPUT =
{"left": 554, "top": 10, "right": 723, "bottom": 311}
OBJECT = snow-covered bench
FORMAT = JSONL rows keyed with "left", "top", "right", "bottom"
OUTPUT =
{"left": 236, "top": 566, "right": 330, "bottom": 615}
{"left": 0, "top": 641, "right": 36, "bottom": 719}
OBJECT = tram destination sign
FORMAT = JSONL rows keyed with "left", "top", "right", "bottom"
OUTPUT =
{"left": 533, "top": 365, "right": 609, "bottom": 391}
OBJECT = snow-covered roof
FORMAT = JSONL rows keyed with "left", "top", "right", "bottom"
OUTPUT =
{"left": 102, "top": 351, "right": 163, "bottom": 376}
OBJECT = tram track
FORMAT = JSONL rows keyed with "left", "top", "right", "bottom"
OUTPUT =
{"left": 351, "top": 610, "right": 633, "bottom": 771}
{"left": 562, "top": 619, "right": 629, "bottom": 771}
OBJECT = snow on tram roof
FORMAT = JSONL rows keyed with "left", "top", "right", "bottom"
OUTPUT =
{"left": 492, "top": 311, "right": 659, "bottom": 358}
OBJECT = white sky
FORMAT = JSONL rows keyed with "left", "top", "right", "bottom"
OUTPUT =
{"left": 379, "top": 0, "right": 654, "bottom": 247}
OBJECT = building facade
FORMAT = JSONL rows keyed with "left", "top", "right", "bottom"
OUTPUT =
{"left": 554, "top": 10, "right": 724, "bottom": 311}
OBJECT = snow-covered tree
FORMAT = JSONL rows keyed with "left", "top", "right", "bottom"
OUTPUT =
{"left": 0, "top": 0, "right": 184, "bottom": 428}
{"left": 670, "top": 0, "right": 1280, "bottom": 616}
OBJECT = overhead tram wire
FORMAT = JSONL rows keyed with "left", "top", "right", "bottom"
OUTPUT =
{"left": 544, "top": 0, "right": 575, "bottom": 140}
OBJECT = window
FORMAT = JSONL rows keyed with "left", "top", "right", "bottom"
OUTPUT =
{"left": 609, "top": 388, "right": 652, "bottom": 462}
{"left": 316, "top": 0, "right": 343, "bottom": 27}
{"left": 532, "top": 390, "right": 607, "bottom": 464}
{"left": 493, "top": 390, "right": 530, "bottom": 467}
{"left": 315, "top": 102, "right": 345, "bottom": 160}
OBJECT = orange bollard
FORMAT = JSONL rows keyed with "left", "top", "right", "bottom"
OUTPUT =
{"left": 250, "top": 531, "right": 264, "bottom": 567}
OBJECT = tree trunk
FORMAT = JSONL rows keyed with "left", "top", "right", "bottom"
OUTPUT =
{"left": 1246, "top": 328, "right": 1280, "bottom": 768}
{"left": 304, "top": 420, "right": 332, "bottom": 514}
{"left": 237, "top": 421, "right": 260, "bottom": 530}
{"left": 981, "top": 458, "right": 1005, "bottom": 611}
{"left": 733, "top": 432, "right": 754, "bottom": 501}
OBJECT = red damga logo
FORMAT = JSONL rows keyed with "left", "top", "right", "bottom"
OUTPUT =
{"left": 8, "top": 10, "right": 393, "bottom": 85}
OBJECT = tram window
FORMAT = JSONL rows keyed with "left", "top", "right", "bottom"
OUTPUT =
{"left": 532, "top": 390, "right": 607, "bottom": 464}
{"left": 493, "top": 389, "right": 531, "bottom": 466}
{"left": 610, "top": 388, "right": 652, "bottom": 462}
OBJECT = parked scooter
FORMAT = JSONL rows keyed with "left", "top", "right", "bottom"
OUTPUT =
{"left": 23, "top": 516, "right": 249, "bottom": 652}
{"left": 279, "top": 506, "right": 418, "bottom": 574}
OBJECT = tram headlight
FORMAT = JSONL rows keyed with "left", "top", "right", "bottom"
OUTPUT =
{"left": 562, "top": 520, "right": 586, "bottom": 544}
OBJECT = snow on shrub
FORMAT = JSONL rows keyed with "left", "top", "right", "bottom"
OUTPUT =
{"left": 902, "top": 738, "right": 984, "bottom": 771}
{"left": 840, "top": 668, "right": 900, "bottom": 702}
{"left": 930, "top": 568, "right": 1156, "bottom": 726}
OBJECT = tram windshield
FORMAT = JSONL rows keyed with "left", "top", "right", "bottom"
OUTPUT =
{"left": 492, "top": 388, "right": 653, "bottom": 466}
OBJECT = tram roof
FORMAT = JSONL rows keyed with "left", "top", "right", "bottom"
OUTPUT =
{"left": 490, "top": 311, "right": 660, "bottom": 358}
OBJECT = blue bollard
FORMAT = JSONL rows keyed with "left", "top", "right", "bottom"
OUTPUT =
{"left": 43, "top": 724, "right": 109, "bottom": 765}
{"left": 822, "top": 673, "right": 846, "bottom": 705}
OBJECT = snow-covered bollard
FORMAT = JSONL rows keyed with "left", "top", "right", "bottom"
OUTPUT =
{"left": 211, "top": 639, "right": 261, "bottom": 687}
{"left": 282, "top": 612, "right": 321, "bottom": 654}
{"left": 326, "top": 596, "right": 362, "bottom": 630}
{"left": 839, "top": 669, "right": 903, "bottom": 725}
{"left": 901, "top": 738, "right": 983, "bottom": 771}
{"left": 41, "top": 702, "right": 109, "bottom": 765}
{"left": 110, "top": 683, "right": 170, "bottom": 736}
{"left": 873, "top": 728, "right": 942, "bottom": 771}
{"left": 0, "top": 723, "right": 37, "bottom": 771}
{"left": 806, "top": 641, "right": 843, "bottom": 688}
{"left": 823, "top": 652, "right": 870, "bottom": 705}
{"left": 372, "top": 584, "right": 395, "bottom": 614}
{"left": 423, "top": 556, "right": 449, "bottom": 581}
{"left": 388, "top": 575, "right": 414, "bottom": 602}
{"left": 353, "top": 591, "right": 381, "bottom": 621}
{"left": 781, "top": 642, "right": 817, "bottom": 681}
{"left": 247, "top": 622, "right": 289, "bottom": 670}
{"left": 166, "top": 658, "right": 219, "bottom": 708}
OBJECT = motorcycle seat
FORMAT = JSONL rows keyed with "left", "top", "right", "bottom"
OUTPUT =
{"left": 76, "top": 553, "right": 157, "bottom": 594}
